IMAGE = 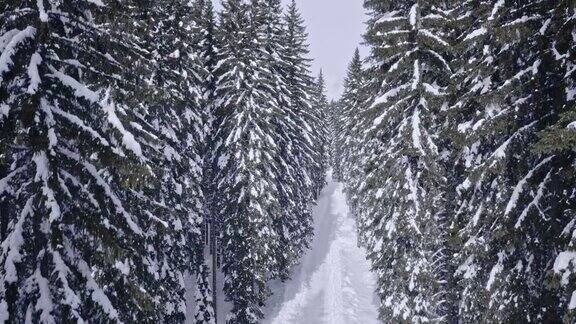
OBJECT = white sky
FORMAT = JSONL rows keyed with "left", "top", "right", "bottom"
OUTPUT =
{"left": 212, "top": 0, "right": 368, "bottom": 99}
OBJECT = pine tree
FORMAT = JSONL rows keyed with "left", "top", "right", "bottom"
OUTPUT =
{"left": 359, "top": 1, "right": 454, "bottom": 321}
{"left": 334, "top": 49, "right": 366, "bottom": 203}
{"left": 0, "top": 1, "right": 174, "bottom": 321}
{"left": 333, "top": 49, "right": 372, "bottom": 247}
{"left": 310, "top": 71, "right": 329, "bottom": 196}
{"left": 136, "top": 0, "right": 211, "bottom": 321}
{"left": 280, "top": 0, "right": 321, "bottom": 260}
{"left": 253, "top": 0, "right": 315, "bottom": 281}
{"left": 194, "top": 262, "right": 215, "bottom": 323}
{"left": 191, "top": 1, "right": 221, "bottom": 322}
{"left": 453, "top": 0, "right": 576, "bottom": 322}
{"left": 210, "top": 1, "right": 282, "bottom": 322}
{"left": 447, "top": 1, "right": 498, "bottom": 321}
{"left": 328, "top": 99, "right": 343, "bottom": 181}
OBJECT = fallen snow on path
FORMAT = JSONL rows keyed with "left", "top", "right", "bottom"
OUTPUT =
{"left": 264, "top": 172, "right": 380, "bottom": 324}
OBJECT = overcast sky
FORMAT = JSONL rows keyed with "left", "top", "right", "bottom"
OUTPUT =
{"left": 212, "top": 0, "right": 368, "bottom": 99}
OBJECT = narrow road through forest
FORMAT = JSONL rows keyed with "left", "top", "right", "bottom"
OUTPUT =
{"left": 264, "top": 172, "right": 381, "bottom": 324}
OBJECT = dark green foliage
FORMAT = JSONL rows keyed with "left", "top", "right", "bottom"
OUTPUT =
{"left": 337, "top": 0, "right": 576, "bottom": 323}
{"left": 452, "top": 1, "right": 576, "bottom": 322}
{"left": 0, "top": 0, "right": 211, "bottom": 322}
{"left": 206, "top": 1, "right": 326, "bottom": 322}
{"left": 354, "top": 1, "right": 453, "bottom": 321}
{"left": 0, "top": 0, "right": 168, "bottom": 321}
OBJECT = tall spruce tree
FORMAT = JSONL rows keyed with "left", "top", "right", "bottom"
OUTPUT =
{"left": 0, "top": 0, "right": 180, "bottom": 321}
{"left": 333, "top": 49, "right": 370, "bottom": 245}
{"left": 447, "top": 1, "right": 498, "bottom": 321}
{"left": 328, "top": 99, "right": 343, "bottom": 181}
{"left": 136, "top": 0, "right": 211, "bottom": 321}
{"left": 210, "top": 0, "right": 281, "bottom": 322}
{"left": 280, "top": 0, "right": 321, "bottom": 258}
{"left": 253, "top": 0, "right": 315, "bottom": 281}
{"left": 359, "top": 0, "right": 454, "bottom": 321}
{"left": 192, "top": 1, "right": 220, "bottom": 322}
{"left": 333, "top": 49, "right": 360, "bottom": 183}
{"left": 452, "top": 1, "right": 576, "bottom": 322}
{"left": 310, "top": 71, "right": 329, "bottom": 196}
{"left": 536, "top": 13, "right": 576, "bottom": 323}
{"left": 335, "top": 50, "right": 366, "bottom": 189}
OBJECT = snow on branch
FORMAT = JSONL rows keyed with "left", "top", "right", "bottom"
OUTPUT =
{"left": 424, "top": 49, "right": 451, "bottom": 73}
{"left": 554, "top": 251, "right": 576, "bottom": 286}
{"left": 371, "top": 93, "right": 411, "bottom": 127}
{"left": 409, "top": 4, "right": 418, "bottom": 28}
{"left": 36, "top": 0, "right": 48, "bottom": 22}
{"left": 486, "top": 118, "right": 541, "bottom": 165}
{"left": 66, "top": 240, "right": 121, "bottom": 321}
{"left": 375, "top": 11, "right": 404, "bottom": 25}
{"left": 49, "top": 69, "right": 100, "bottom": 103}
{"left": 504, "top": 156, "right": 554, "bottom": 217}
{"left": 32, "top": 266, "right": 56, "bottom": 323}
{"left": 463, "top": 27, "right": 487, "bottom": 42}
{"left": 404, "top": 165, "right": 422, "bottom": 234}
{"left": 489, "top": 0, "right": 505, "bottom": 22}
{"left": 50, "top": 249, "right": 82, "bottom": 315}
{"left": 514, "top": 170, "right": 553, "bottom": 228}
{"left": 411, "top": 108, "right": 425, "bottom": 155}
{"left": 57, "top": 147, "right": 143, "bottom": 236}
{"left": 0, "top": 29, "right": 21, "bottom": 53}
{"left": 497, "top": 59, "right": 541, "bottom": 91}
{"left": 50, "top": 105, "right": 111, "bottom": 148}
{"left": 370, "top": 84, "right": 411, "bottom": 111}
{"left": 418, "top": 29, "right": 449, "bottom": 47}
{"left": 389, "top": 49, "right": 418, "bottom": 73}
{"left": 86, "top": 0, "right": 105, "bottom": 6}
{"left": 412, "top": 60, "right": 420, "bottom": 90}
{"left": 27, "top": 52, "right": 42, "bottom": 94}
{"left": 1, "top": 197, "right": 34, "bottom": 283}
{"left": 100, "top": 90, "right": 144, "bottom": 159}
{"left": 32, "top": 151, "right": 62, "bottom": 223}
{"left": 0, "top": 167, "right": 25, "bottom": 195}
{"left": 0, "top": 27, "right": 36, "bottom": 82}
{"left": 0, "top": 104, "right": 9, "bottom": 122}
{"left": 486, "top": 252, "right": 505, "bottom": 290}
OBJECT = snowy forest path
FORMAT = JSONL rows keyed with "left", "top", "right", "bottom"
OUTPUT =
{"left": 264, "top": 171, "right": 381, "bottom": 324}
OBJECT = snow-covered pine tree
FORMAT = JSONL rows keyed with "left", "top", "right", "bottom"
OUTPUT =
{"left": 334, "top": 49, "right": 374, "bottom": 248}
{"left": 253, "top": 0, "right": 315, "bottom": 282}
{"left": 310, "top": 71, "right": 329, "bottom": 196}
{"left": 209, "top": 0, "right": 282, "bottom": 322}
{"left": 521, "top": 1, "right": 576, "bottom": 322}
{"left": 194, "top": 262, "right": 215, "bottom": 323}
{"left": 280, "top": 0, "right": 321, "bottom": 258}
{"left": 190, "top": 2, "right": 221, "bottom": 321}
{"left": 328, "top": 99, "right": 343, "bottom": 181}
{"left": 130, "top": 0, "right": 211, "bottom": 321}
{"left": 335, "top": 49, "right": 367, "bottom": 215}
{"left": 359, "top": 0, "right": 453, "bottom": 321}
{"left": 449, "top": 1, "right": 508, "bottom": 321}
{"left": 185, "top": 4, "right": 218, "bottom": 323}
{"left": 0, "top": 1, "right": 178, "bottom": 321}
{"left": 453, "top": 0, "right": 576, "bottom": 322}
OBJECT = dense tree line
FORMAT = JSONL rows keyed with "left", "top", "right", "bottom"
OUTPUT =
{"left": 334, "top": 0, "right": 576, "bottom": 323}
{"left": 0, "top": 0, "right": 326, "bottom": 323}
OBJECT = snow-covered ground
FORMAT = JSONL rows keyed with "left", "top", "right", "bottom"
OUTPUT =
{"left": 263, "top": 172, "right": 381, "bottom": 324}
